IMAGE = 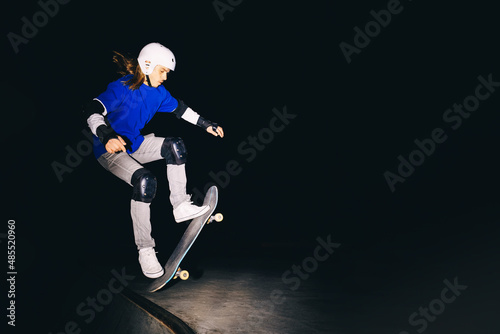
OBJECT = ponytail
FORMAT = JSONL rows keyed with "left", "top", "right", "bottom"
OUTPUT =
{"left": 112, "top": 51, "right": 145, "bottom": 90}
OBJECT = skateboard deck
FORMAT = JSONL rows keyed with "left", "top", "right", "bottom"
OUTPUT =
{"left": 147, "top": 185, "right": 222, "bottom": 292}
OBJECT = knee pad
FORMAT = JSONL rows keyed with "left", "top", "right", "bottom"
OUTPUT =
{"left": 131, "top": 168, "right": 157, "bottom": 203}
{"left": 161, "top": 137, "right": 187, "bottom": 165}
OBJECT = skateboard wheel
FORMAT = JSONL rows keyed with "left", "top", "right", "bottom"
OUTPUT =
{"left": 174, "top": 268, "right": 189, "bottom": 280}
{"left": 214, "top": 213, "right": 224, "bottom": 222}
{"left": 179, "top": 270, "right": 189, "bottom": 280}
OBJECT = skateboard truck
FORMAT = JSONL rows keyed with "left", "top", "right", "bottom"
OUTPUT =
{"left": 207, "top": 213, "right": 223, "bottom": 224}
{"left": 173, "top": 267, "right": 189, "bottom": 280}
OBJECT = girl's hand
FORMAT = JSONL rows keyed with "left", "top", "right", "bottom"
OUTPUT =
{"left": 105, "top": 136, "right": 127, "bottom": 153}
{"left": 207, "top": 126, "right": 224, "bottom": 138}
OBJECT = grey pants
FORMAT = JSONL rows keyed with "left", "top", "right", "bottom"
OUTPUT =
{"left": 97, "top": 134, "right": 188, "bottom": 250}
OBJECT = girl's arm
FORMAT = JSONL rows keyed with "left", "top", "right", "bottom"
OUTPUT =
{"left": 173, "top": 100, "right": 224, "bottom": 137}
{"left": 82, "top": 98, "right": 127, "bottom": 153}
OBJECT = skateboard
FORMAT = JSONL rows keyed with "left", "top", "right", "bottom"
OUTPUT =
{"left": 147, "top": 185, "right": 223, "bottom": 292}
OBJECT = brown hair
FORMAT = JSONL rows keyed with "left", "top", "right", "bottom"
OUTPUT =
{"left": 112, "top": 51, "right": 145, "bottom": 90}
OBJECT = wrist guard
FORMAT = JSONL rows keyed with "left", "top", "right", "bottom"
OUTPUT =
{"left": 196, "top": 116, "right": 218, "bottom": 131}
{"left": 96, "top": 124, "right": 118, "bottom": 146}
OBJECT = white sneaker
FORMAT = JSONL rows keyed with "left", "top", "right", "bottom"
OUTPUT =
{"left": 173, "top": 201, "right": 210, "bottom": 223}
{"left": 138, "top": 247, "right": 164, "bottom": 278}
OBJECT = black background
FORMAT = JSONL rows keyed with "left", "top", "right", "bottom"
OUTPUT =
{"left": 3, "top": 0, "right": 500, "bottom": 332}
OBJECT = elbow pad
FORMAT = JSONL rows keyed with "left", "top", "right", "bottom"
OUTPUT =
{"left": 172, "top": 100, "right": 189, "bottom": 119}
{"left": 83, "top": 99, "right": 107, "bottom": 135}
{"left": 82, "top": 99, "right": 106, "bottom": 119}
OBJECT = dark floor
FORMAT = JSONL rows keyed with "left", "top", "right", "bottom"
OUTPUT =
{"left": 118, "top": 207, "right": 500, "bottom": 334}
{"left": 134, "top": 243, "right": 499, "bottom": 334}
{"left": 11, "top": 204, "right": 500, "bottom": 334}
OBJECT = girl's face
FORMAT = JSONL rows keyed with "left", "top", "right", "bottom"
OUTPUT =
{"left": 147, "top": 65, "right": 170, "bottom": 87}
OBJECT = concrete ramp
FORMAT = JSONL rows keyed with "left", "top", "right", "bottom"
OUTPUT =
{"left": 93, "top": 292, "right": 176, "bottom": 334}
{"left": 88, "top": 289, "right": 196, "bottom": 334}
{"left": 46, "top": 268, "right": 195, "bottom": 334}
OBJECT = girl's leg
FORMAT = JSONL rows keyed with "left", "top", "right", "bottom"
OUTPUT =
{"left": 130, "top": 134, "right": 188, "bottom": 206}
{"left": 97, "top": 151, "right": 156, "bottom": 249}
{"left": 131, "top": 134, "right": 208, "bottom": 221}
{"left": 97, "top": 151, "right": 163, "bottom": 278}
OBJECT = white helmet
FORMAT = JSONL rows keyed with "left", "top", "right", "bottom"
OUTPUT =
{"left": 137, "top": 43, "right": 176, "bottom": 75}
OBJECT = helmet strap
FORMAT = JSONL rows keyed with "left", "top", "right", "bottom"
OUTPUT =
{"left": 146, "top": 74, "right": 152, "bottom": 87}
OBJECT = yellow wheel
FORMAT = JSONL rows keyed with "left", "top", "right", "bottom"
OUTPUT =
{"left": 214, "top": 213, "right": 224, "bottom": 222}
{"left": 179, "top": 270, "right": 189, "bottom": 280}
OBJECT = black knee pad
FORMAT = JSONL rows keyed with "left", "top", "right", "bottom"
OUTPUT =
{"left": 161, "top": 137, "right": 187, "bottom": 165}
{"left": 131, "top": 168, "right": 157, "bottom": 203}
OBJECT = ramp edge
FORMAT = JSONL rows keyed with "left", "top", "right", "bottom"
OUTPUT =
{"left": 121, "top": 287, "right": 196, "bottom": 334}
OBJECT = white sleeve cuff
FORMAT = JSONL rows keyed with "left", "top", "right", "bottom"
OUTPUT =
{"left": 87, "top": 113, "right": 106, "bottom": 136}
{"left": 86, "top": 98, "right": 108, "bottom": 136}
{"left": 181, "top": 107, "right": 200, "bottom": 125}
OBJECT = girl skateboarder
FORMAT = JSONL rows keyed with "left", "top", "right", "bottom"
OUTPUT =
{"left": 83, "top": 42, "right": 224, "bottom": 278}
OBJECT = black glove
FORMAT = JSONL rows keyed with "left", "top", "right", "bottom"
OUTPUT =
{"left": 196, "top": 116, "right": 218, "bottom": 132}
{"left": 96, "top": 124, "right": 119, "bottom": 146}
